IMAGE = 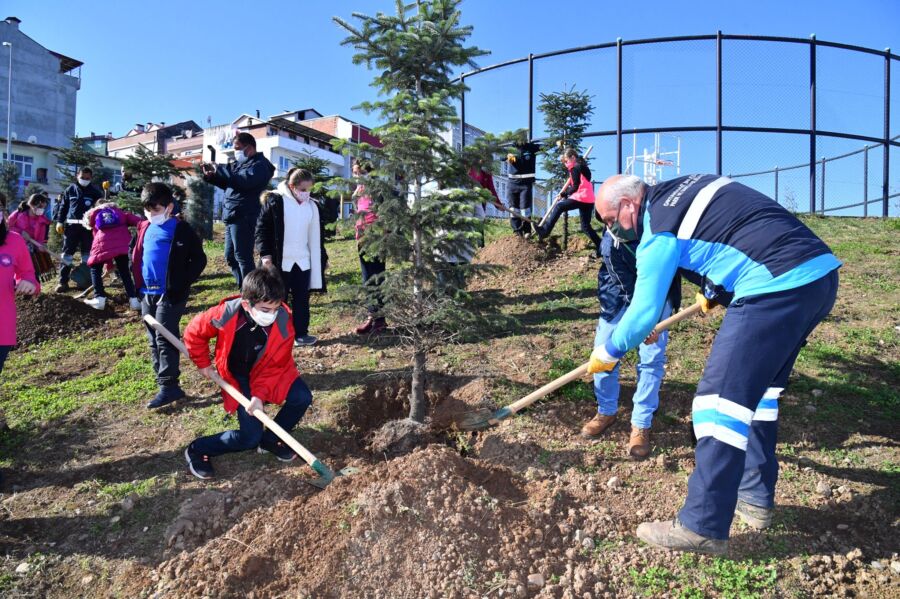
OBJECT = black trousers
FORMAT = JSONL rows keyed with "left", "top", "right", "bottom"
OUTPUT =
{"left": 359, "top": 248, "right": 386, "bottom": 315}
{"left": 59, "top": 224, "right": 93, "bottom": 285}
{"left": 281, "top": 264, "right": 311, "bottom": 338}
{"left": 540, "top": 198, "right": 602, "bottom": 251}
{"left": 507, "top": 181, "right": 533, "bottom": 235}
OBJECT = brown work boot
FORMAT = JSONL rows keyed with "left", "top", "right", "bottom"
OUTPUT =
{"left": 580, "top": 413, "right": 617, "bottom": 438}
{"left": 636, "top": 519, "right": 728, "bottom": 555}
{"left": 628, "top": 426, "right": 651, "bottom": 460}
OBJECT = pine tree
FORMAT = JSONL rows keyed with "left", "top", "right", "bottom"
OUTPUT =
{"left": 184, "top": 169, "right": 215, "bottom": 240}
{"left": 118, "top": 145, "right": 184, "bottom": 212}
{"left": 0, "top": 162, "right": 19, "bottom": 203}
{"left": 537, "top": 86, "right": 594, "bottom": 192}
{"left": 55, "top": 136, "right": 102, "bottom": 184}
{"left": 334, "top": 0, "right": 501, "bottom": 423}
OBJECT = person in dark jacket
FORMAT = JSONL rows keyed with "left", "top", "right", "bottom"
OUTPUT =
{"left": 132, "top": 182, "right": 207, "bottom": 409}
{"left": 201, "top": 132, "right": 274, "bottom": 289}
{"left": 581, "top": 227, "right": 680, "bottom": 460}
{"left": 505, "top": 140, "right": 540, "bottom": 236}
{"left": 536, "top": 148, "right": 602, "bottom": 254}
{"left": 53, "top": 167, "right": 103, "bottom": 292}
{"left": 256, "top": 169, "right": 327, "bottom": 347}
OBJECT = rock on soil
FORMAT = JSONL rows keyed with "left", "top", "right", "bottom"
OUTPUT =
{"left": 15, "top": 293, "right": 115, "bottom": 346}
{"left": 367, "top": 418, "right": 430, "bottom": 456}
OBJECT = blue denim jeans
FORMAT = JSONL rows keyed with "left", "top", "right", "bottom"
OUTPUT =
{"left": 192, "top": 375, "right": 312, "bottom": 457}
{"left": 592, "top": 301, "right": 672, "bottom": 429}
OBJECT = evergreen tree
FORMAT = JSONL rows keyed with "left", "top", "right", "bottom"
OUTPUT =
{"left": 537, "top": 86, "right": 594, "bottom": 192}
{"left": 0, "top": 162, "right": 19, "bottom": 203}
{"left": 334, "top": 0, "right": 501, "bottom": 423}
{"left": 184, "top": 169, "right": 215, "bottom": 240}
{"left": 118, "top": 145, "right": 184, "bottom": 212}
{"left": 55, "top": 136, "right": 102, "bottom": 184}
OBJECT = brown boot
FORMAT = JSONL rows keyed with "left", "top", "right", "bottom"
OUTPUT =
{"left": 580, "top": 413, "right": 617, "bottom": 438}
{"left": 628, "top": 426, "right": 651, "bottom": 460}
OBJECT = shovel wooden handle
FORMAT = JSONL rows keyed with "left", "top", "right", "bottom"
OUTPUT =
{"left": 500, "top": 301, "right": 704, "bottom": 419}
{"left": 143, "top": 315, "right": 335, "bottom": 480}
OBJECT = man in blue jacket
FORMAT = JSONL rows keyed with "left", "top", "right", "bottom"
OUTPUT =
{"left": 591, "top": 174, "right": 840, "bottom": 554}
{"left": 202, "top": 132, "right": 275, "bottom": 288}
{"left": 582, "top": 228, "right": 679, "bottom": 460}
{"left": 53, "top": 167, "right": 103, "bottom": 292}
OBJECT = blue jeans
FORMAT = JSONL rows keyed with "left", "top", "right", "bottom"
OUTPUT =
{"left": 678, "top": 270, "right": 838, "bottom": 540}
{"left": 592, "top": 301, "right": 672, "bottom": 429}
{"left": 191, "top": 375, "right": 312, "bottom": 457}
{"left": 224, "top": 216, "right": 257, "bottom": 289}
{"left": 90, "top": 254, "right": 137, "bottom": 299}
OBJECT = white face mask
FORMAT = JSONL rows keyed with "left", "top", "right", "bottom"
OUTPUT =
{"left": 77, "top": 178, "right": 91, "bottom": 187}
{"left": 249, "top": 306, "right": 277, "bottom": 327}
{"left": 31, "top": 207, "right": 45, "bottom": 216}
{"left": 234, "top": 150, "right": 246, "bottom": 163}
{"left": 294, "top": 189, "right": 311, "bottom": 202}
{"left": 144, "top": 210, "right": 169, "bottom": 226}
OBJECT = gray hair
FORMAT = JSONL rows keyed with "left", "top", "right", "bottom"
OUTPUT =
{"left": 602, "top": 175, "right": 645, "bottom": 209}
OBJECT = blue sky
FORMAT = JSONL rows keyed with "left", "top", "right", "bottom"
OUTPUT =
{"left": 5, "top": 0, "right": 899, "bottom": 213}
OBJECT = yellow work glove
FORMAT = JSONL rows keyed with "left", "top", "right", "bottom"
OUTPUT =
{"left": 55, "top": 223, "right": 64, "bottom": 235}
{"left": 587, "top": 346, "right": 619, "bottom": 374}
{"left": 696, "top": 292, "right": 718, "bottom": 315}
{"left": 102, "top": 180, "right": 110, "bottom": 191}
{"left": 506, "top": 153, "right": 516, "bottom": 163}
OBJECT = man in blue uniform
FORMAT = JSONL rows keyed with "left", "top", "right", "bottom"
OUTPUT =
{"left": 590, "top": 174, "right": 840, "bottom": 554}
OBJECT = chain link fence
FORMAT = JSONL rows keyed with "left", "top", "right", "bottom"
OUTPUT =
{"left": 459, "top": 34, "right": 899, "bottom": 217}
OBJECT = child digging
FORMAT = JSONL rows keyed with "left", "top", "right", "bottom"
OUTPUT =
{"left": 82, "top": 197, "right": 143, "bottom": 311}
{"left": 182, "top": 267, "right": 313, "bottom": 479}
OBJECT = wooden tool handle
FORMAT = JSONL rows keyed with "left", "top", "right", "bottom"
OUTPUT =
{"left": 504, "top": 362, "right": 590, "bottom": 417}
{"left": 652, "top": 301, "right": 703, "bottom": 334}
{"left": 500, "top": 302, "right": 702, "bottom": 419}
{"left": 144, "top": 315, "right": 332, "bottom": 478}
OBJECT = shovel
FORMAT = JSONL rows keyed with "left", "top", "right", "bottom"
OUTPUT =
{"left": 454, "top": 301, "right": 704, "bottom": 431}
{"left": 537, "top": 144, "right": 593, "bottom": 229}
{"left": 144, "top": 315, "right": 356, "bottom": 489}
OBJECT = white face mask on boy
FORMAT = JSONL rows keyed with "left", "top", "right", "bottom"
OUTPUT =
{"left": 249, "top": 306, "right": 278, "bottom": 327}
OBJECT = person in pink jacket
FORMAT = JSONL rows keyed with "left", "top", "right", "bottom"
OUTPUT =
{"left": 0, "top": 193, "right": 41, "bottom": 376}
{"left": 8, "top": 193, "right": 51, "bottom": 252}
{"left": 82, "top": 200, "right": 143, "bottom": 311}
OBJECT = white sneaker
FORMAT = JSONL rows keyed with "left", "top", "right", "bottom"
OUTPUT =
{"left": 129, "top": 297, "right": 141, "bottom": 311}
{"left": 85, "top": 296, "right": 107, "bottom": 311}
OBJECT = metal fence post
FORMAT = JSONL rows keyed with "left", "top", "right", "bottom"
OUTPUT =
{"left": 617, "top": 38, "right": 623, "bottom": 173}
{"left": 883, "top": 48, "right": 891, "bottom": 218}
{"left": 528, "top": 53, "right": 534, "bottom": 141}
{"left": 716, "top": 30, "right": 723, "bottom": 176}
{"left": 460, "top": 75, "right": 466, "bottom": 150}
{"left": 809, "top": 34, "right": 817, "bottom": 214}
{"left": 820, "top": 157, "right": 826, "bottom": 214}
{"left": 774, "top": 166, "right": 779, "bottom": 203}
{"left": 863, "top": 145, "right": 869, "bottom": 217}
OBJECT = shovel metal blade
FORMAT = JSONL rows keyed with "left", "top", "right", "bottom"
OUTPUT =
{"left": 453, "top": 406, "right": 512, "bottom": 431}
{"left": 305, "top": 466, "right": 360, "bottom": 490}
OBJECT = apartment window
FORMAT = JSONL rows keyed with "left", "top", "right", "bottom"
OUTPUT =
{"left": 278, "top": 156, "right": 293, "bottom": 171}
{"left": 2, "top": 153, "right": 34, "bottom": 180}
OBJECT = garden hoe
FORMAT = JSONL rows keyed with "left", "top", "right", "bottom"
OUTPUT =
{"left": 454, "top": 301, "right": 704, "bottom": 431}
{"left": 144, "top": 315, "right": 357, "bottom": 489}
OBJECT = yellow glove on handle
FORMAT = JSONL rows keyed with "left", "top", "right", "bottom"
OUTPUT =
{"left": 102, "top": 181, "right": 110, "bottom": 191}
{"left": 587, "top": 345, "right": 619, "bottom": 374}
{"left": 506, "top": 153, "right": 516, "bottom": 163}
{"left": 55, "top": 223, "right": 65, "bottom": 235}
{"left": 696, "top": 292, "right": 718, "bottom": 315}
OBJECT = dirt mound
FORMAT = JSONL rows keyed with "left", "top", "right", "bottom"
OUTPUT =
{"left": 470, "top": 234, "right": 595, "bottom": 292}
{"left": 14, "top": 293, "right": 118, "bottom": 346}
{"left": 139, "top": 446, "right": 613, "bottom": 599}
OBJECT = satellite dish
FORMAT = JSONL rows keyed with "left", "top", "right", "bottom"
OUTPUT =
{"left": 10, "top": 131, "right": 17, "bottom": 140}
{"left": 27, "top": 135, "right": 37, "bottom": 143}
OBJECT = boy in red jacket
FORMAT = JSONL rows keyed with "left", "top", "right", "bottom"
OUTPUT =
{"left": 182, "top": 267, "right": 312, "bottom": 479}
